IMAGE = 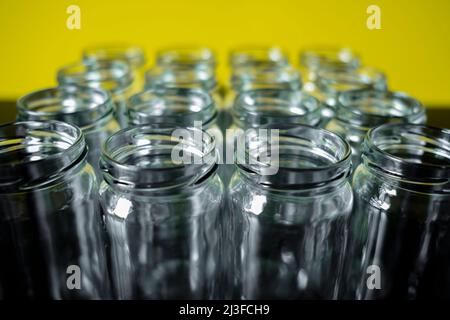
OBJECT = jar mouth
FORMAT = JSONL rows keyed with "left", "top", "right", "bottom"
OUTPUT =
{"left": 364, "top": 124, "right": 450, "bottom": 182}
{"left": 100, "top": 125, "right": 217, "bottom": 189}
{"left": 231, "top": 65, "right": 302, "bottom": 92}
{"left": 336, "top": 89, "right": 426, "bottom": 127}
{"left": 236, "top": 125, "right": 352, "bottom": 188}
{"left": 57, "top": 61, "right": 134, "bottom": 94}
{"left": 232, "top": 89, "right": 322, "bottom": 129}
{"left": 83, "top": 44, "right": 146, "bottom": 69}
{"left": 127, "top": 88, "right": 217, "bottom": 127}
{"left": 144, "top": 65, "right": 217, "bottom": 92}
{"left": 17, "top": 85, "right": 114, "bottom": 128}
{"left": 156, "top": 46, "right": 216, "bottom": 68}
{"left": 229, "top": 46, "right": 289, "bottom": 68}
{"left": 0, "top": 121, "right": 86, "bottom": 190}
{"left": 300, "top": 46, "right": 360, "bottom": 71}
{"left": 317, "top": 67, "right": 387, "bottom": 95}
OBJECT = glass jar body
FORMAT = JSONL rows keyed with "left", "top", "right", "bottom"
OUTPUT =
{"left": 99, "top": 174, "right": 224, "bottom": 299}
{"left": 0, "top": 159, "right": 110, "bottom": 299}
{"left": 344, "top": 164, "right": 450, "bottom": 299}
{"left": 227, "top": 171, "right": 353, "bottom": 299}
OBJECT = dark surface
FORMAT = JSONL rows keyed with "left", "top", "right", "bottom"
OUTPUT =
{"left": 2, "top": 100, "right": 450, "bottom": 128}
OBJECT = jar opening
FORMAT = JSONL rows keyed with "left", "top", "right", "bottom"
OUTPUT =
{"left": 83, "top": 44, "right": 146, "bottom": 69}
{"left": 101, "top": 126, "right": 217, "bottom": 189}
{"left": 128, "top": 88, "right": 216, "bottom": 127}
{"left": 229, "top": 46, "right": 289, "bottom": 68}
{"left": 57, "top": 61, "right": 134, "bottom": 94}
{"left": 156, "top": 46, "right": 216, "bottom": 68}
{"left": 17, "top": 86, "right": 114, "bottom": 128}
{"left": 337, "top": 89, "right": 426, "bottom": 127}
{"left": 364, "top": 124, "right": 450, "bottom": 182}
{"left": 236, "top": 125, "right": 351, "bottom": 188}
{"left": 232, "top": 89, "right": 321, "bottom": 129}
{"left": 301, "top": 46, "right": 360, "bottom": 72}
{"left": 0, "top": 121, "right": 86, "bottom": 190}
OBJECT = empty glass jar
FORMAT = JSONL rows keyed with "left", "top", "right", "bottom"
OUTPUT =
{"left": 229, "top": 46, "right": 289, "bottom": 69}
{"left": 0, "top": 121, "right": 110, "bottom": 299}
{"left": 17, "top": 85, "right": 120, "bottom": 180}
{"left": 345, "top": 124, "right": 450, "bottom": 299}
{"left": 57, "top": 60, "right": 134, "bottom": 127}
{"left": 325, "top": 89, "right": 426, "bottom": 166}
{"left": 228, "top": 126, "right": 353, "bottom": 299}
{"left": 82, "top": 44, "right": 147, "bottom": 92}
{"left": 99, "top": 126, "right": 224, "bottom": 299}
{"left": 156, "top": 46, "right": 216, "bottom": 70}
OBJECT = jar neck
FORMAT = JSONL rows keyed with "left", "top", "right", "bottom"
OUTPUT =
{"left": 229, "top": 46, "right": 289, "bottom": 69}
{"left": 0, "top": 121, "right": 87, "bottom": 192}
{"left": 127, "top": 88, "right": 217, "bottom": 127}
{"left": 231, "top": 65, "right": 301, "bottom": 92}
{"left": 17, "top": 85, "right": 115, "bottom": 129}
{"left": 145, "top": 65, "right": 217, "bottom": 92}
{"left": 235, "top": 125, "right": 352, "bottom": 190}
{"left": 301, "top": 47, "right": 360, "bottom": 73}
{"left": 335, "top": 89, "right": 426, "bottom": 130}
{"left": 83, "top": 44, "right": 146, "bottom": 70}
{"left": 316, "top": 67, "right": 387, "bottom": 99}
{"left": 100, "top": 126, "right": 217, "bottom": 190}
{"left": 156, "top": 46, "right": 216, "bottom": 69}
{"left": 57, "top": 61, "right": 134, "bottom": 96}
{"left": 232, "top": 89, "right": 322, "bottom": 129}
{"left": 362, "top": 124, "right": 450, "bottom": 189}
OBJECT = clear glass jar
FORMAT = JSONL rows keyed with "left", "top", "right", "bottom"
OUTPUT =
{"left": 17, "top": 85, "right": 120, "bottom": 180}
{"left": 82, "top": 44, "right": 147, "bottom": 92}
{"left": 99, "top": 126, "right": 224, "bottom": 299}
{"left": 228, "top": 126, "right": 353, "bottom": 299}
{"left": 299, "top": 46, "right": 360, "bottom": 91}
{"left": 0, "top": 121, "right": 110, "bottom": 299}
{"left": 156, "top": 46, "right": 216, "bottom": 70}
{"left": 57, "top": 60, "right": 134, "bottom": 127}
{"left": 345, "top": 124, "right": 450, "bottom": 299}
{"left": 311, "top": 66, "right": 387, "bottom": 121}
{"left": 325, "top": 89, "right": 426, "bottom": 166}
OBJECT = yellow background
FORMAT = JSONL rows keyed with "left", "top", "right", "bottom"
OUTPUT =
{"left": 0, "top": 0, "right": 449, "bottom": 106}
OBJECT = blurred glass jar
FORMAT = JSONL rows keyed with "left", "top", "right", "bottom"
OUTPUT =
{"left": 345, "top": 124, "right": 450, "bottom": 299}
{"left": 17, "top": 85, "right": 120, "bottom": 181}
{"left": 229, "top": 46, "right": 289, "bottom": 69}
{"left": 311, "top": 66, "right": 387, "bottom": 121}
{"left": 57, "top": 60, "right": 134, "bottom": 127}
{"left": 156, "top": 46, "right": 216, "bottom": 70}
{"left": 0, "top": 121, "right": 110, "bottom": 299}
{"left": 82, "top": 44, "right": 147, "bottom": 92}
{"left": 99, "top": 126, "right": 224, "bottom": 299}
{"left": 299, "top": 46, "right": 360, "bottom": 91}
{"left": 228, "top": 126, "right": 353, "bottom": 299}
{"left": 325, "top": 89, "right": 426, "bottom": 166}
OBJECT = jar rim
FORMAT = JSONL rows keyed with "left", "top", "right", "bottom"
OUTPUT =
{"left": 300, "top": 46, "right": 360, "bottom": 71}
{"left": 232, "top": 88, "right": 322, "bottom": 129}
{"left": 83, "top": 44, "right": 146, "bottom": 69}
{"left": 0, "top": 121, "right": 86, "bottom": 191}
{"left": 364, "top": 123, "right": 450, "bottom": 182}
{"left": 127, "top": 88, "right": 217, "bottom": 127}
{"left": 156, "top": 46, "right": 216, "bottom": 68}
{"left": 229, "top": 45, "right": 289, "bottom": 68}
{"left": 336, "top": 89, "right": 426, "bottom": 127}
{"left": 236, "top": 125, "right": 352, "bottom": 188}
{"left": 17, "top": 85, "right": 115, "bottom": 128}
{"left": 57, "top": 60, "right": 134, "bottom": 95}
{"left": 100, "top": 125, "right": 217, "bottom": 189}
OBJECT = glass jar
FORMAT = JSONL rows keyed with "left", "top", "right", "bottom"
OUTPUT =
{"left": 0, "top": 121, "right": 110, "bottom": 299}
{"left": 311, "top": 66, "right": 387, "bottom": 121}
{"left": 156, "top": 46, "right": 216, "bottom": 70}
{"left": 57, "top": 60, "right": 134, "bottom": 127}
{"left": 99, "top": 126, "right": 224, "bottom": 299}
{"left": 325, "top": 89, "right": 426, "bottom": 167}
{"left": 344, "top": 124, "right": 450, "bottom": 300}
{"left": 17, "top": 85, "right": 120, "bottom": 181}
{"left": 228, "top": 126, "right": 353, "bottom": 299}
{"left": 229, "top": 46, "right": 289, "bottom": 69}
{"left": 82, "top": 44, "right": 147, "bottom": 92}
{"left": 299, "top": 46, "right": 360, "bottom": 91}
